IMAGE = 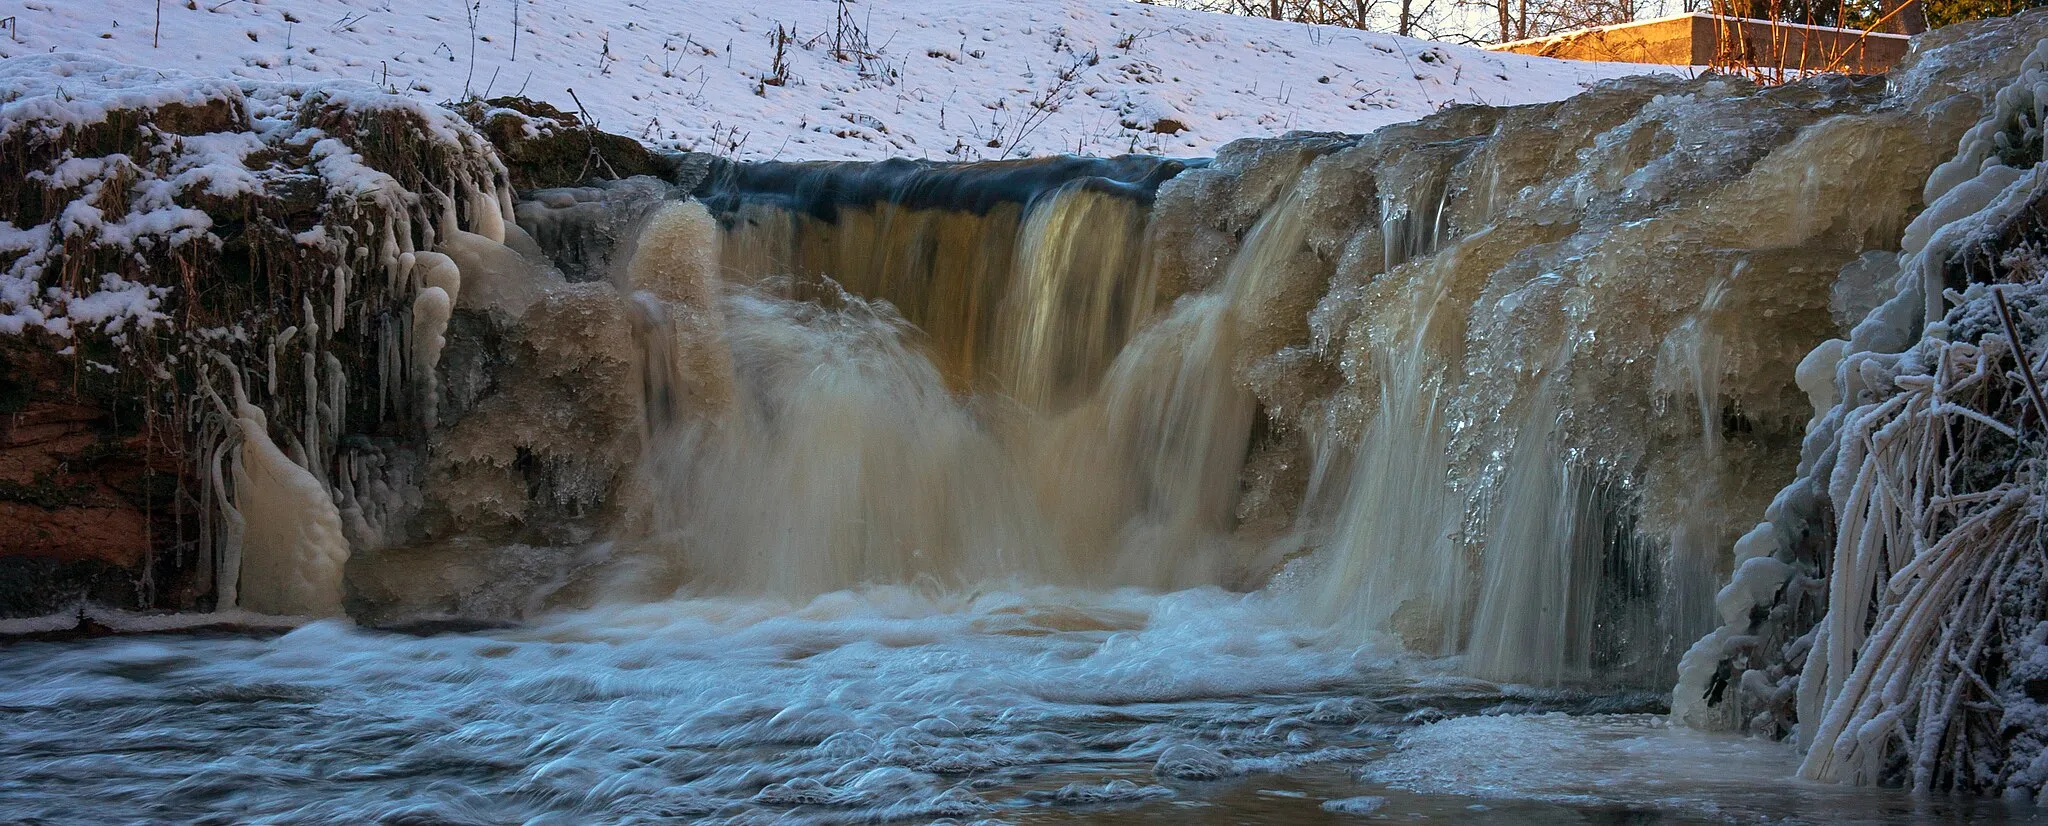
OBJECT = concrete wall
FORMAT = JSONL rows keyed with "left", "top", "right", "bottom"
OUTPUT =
{"left": 1489, "top": 13, "right": 1911, "bottom": 75}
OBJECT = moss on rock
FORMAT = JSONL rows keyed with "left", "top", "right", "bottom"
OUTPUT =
{"left": 457, "top": 96, "right": 667, "bottom": 190}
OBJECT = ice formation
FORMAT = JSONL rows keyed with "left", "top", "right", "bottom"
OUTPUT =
{"left": 1227, "top": 65, "right": 1969, "bottom": 683}
{"left": 1673, "top": 20, "right": 2048, "bottom": 792}
{"left": 230, "top": 402, "right": 350, "bottom": 617}
{"left": 408, "top": 247, "right": 463, "bottom": 431}
{"left": 0, "top": 54, "right": 523, "bottom": 615}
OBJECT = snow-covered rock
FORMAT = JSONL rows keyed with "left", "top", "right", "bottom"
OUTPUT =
{"left": 0, "top": 52, "right": 520, "bottom": 618}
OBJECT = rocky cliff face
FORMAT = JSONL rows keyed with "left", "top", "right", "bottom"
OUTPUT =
{"left": 0, "top": 56, "right": 522, "bottom": 616}
{"left": 0, "top": 383, "right": 165, "bottom": 615}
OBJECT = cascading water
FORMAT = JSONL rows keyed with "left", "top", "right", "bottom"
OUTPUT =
{"left": 601, "top": 156, "right": 1270, "bottom": 595}
{"left": 550, "top": 29, "right": 1986, "bottom": 685}
{"left": 375, "top": 14, "right": 2046, "bottom": 684}
{"left": 13, "top": 11, "right": 2048, "bottom": 823}
{"left": 1246, "top": 33, "right": 2041, "bottom": 685}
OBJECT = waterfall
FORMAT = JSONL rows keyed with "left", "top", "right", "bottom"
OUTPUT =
{"left": 20, "top": 11, "right": 2048, "bottom": 812}
{"left": 999, "top": 184, "right": 1158, "bottom": 412}
{"left": 616, "top": 158, "right": 1257, "bottom": 595}
{"left": 1298, "top": 271, "right": 1466, "bottom": 656}
{"left": 707, "top": 157, "right": 1177, "bottom": 395}
{"left": 471, "top": 28, "right": 2000, "bottom": 684}
{"left": 161, "top": 11, "right": 2035, "bottom": 709}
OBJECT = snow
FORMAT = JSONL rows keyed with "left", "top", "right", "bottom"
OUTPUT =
{"left": 4, "top": 0, "right": 1663, "bottom": 162}
{"left": 0, "top": 606, "right": 312, "bottom": 636}
{"left": 0, "top": 52, "right": 243, "bottom": 142}
{"left": 0, "top": 49, "right": 516, "bottom": 347}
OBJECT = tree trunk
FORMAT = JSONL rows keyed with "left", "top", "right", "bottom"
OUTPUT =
{"left": 1879, "top": 0, "right": 1928, "bottom": 33}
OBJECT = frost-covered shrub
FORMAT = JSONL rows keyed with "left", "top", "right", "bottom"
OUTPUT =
{"left": 1675, "top": 21, "right": 2048, "bottom": 794}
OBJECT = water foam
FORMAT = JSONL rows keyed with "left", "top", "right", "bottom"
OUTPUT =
{"left": 0, "top": 587, "right": 1408, "bottom": 824}
{"left": 3, "top": 588, "right": 2017, "bottom": 824}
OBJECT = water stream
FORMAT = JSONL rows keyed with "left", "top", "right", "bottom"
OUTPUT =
{"left": 7, "top": 12, "right": 2048, "bottom": 823}
{"left": 2, "top": 588, "right": 2027, "bottom": 824}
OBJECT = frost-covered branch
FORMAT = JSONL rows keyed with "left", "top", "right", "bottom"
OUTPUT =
{"left": 1674, "top": 34, "right": 2048, "bottom": 794}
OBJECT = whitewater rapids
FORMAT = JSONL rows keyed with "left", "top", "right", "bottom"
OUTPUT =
{"left": 0, "top": 585, "right": 2022, "bottom": 824}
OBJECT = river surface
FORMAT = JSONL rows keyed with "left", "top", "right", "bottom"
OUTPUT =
{"left": 0, "top": 586, "right": 2036, "bottom": 824}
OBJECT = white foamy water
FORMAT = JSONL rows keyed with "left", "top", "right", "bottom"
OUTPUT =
{"left": 2, "top": 587, "right": 2034, "bottom": 825}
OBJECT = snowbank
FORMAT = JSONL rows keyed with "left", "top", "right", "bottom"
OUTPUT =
{"left": 3, "top": 0, "right": 1662, "bottom": 161}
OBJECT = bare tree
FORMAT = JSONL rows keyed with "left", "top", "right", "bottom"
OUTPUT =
{"left": 1456, "top": 0, "right": 1646, "bottom": 43}
{"left": 1137, "top": 0, "right": 1391, "bottom": 29}
{"left": 1145, "top": 0, "right": 1568, "bottom": 41}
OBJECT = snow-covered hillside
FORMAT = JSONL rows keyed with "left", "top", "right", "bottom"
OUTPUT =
{"left": 4, "top": 0, "right": 1661, "bottom": 161}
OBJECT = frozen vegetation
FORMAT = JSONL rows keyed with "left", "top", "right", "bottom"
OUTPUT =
{"left": 1674, "top": 28, "right": 2048, "bottom": 794}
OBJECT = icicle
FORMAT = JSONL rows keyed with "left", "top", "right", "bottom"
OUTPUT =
{"left": 331, "top": 264, "right": 349, "bottom": 334}
{"left": 496, "top": 175, "right": 518, "bottom": 237}
{"left": 267, "top": 326, "right": 296, "bottom": 399}
{"left": 403, "top": 247, "right": 479, "bottom": 427}
{"left": 212, "top": 430, "right": 246, "bottom": 610}
{"left": 380, "top": 212, "right": 404, "bottom": 293}
{"left": 301, "top": 299, "right": 325, "bottom": 488}
{"left": 231, "top": 400, "right": 350, "bottom": 617}
{"left": 418, "top": 190, "right": 442, "bottom": 254}
{"left": 326, "top": 353, "right": 346, "bottom": 430}
{"left": 414, "top": 251, "right": 462, "bottom": 305}
{"left": 466, "top": 178, "right": 507, "bottom": 244}
{"left": 396, "top": 210, "right": 418, "bottom": 256}
{"left": 435, "top": 184, "right": 460, "bottom": 244}
{"left": 324, "top": 352, "right": 347, "bottom": 467}
{"left": 199, "top": 357, "right": 248, "bottom": 611}
{"left": 412, "top": 286, "right": 452, "bottom": 430}
{"left": 335, "top": 449, "right": 372, "bottom": 550}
